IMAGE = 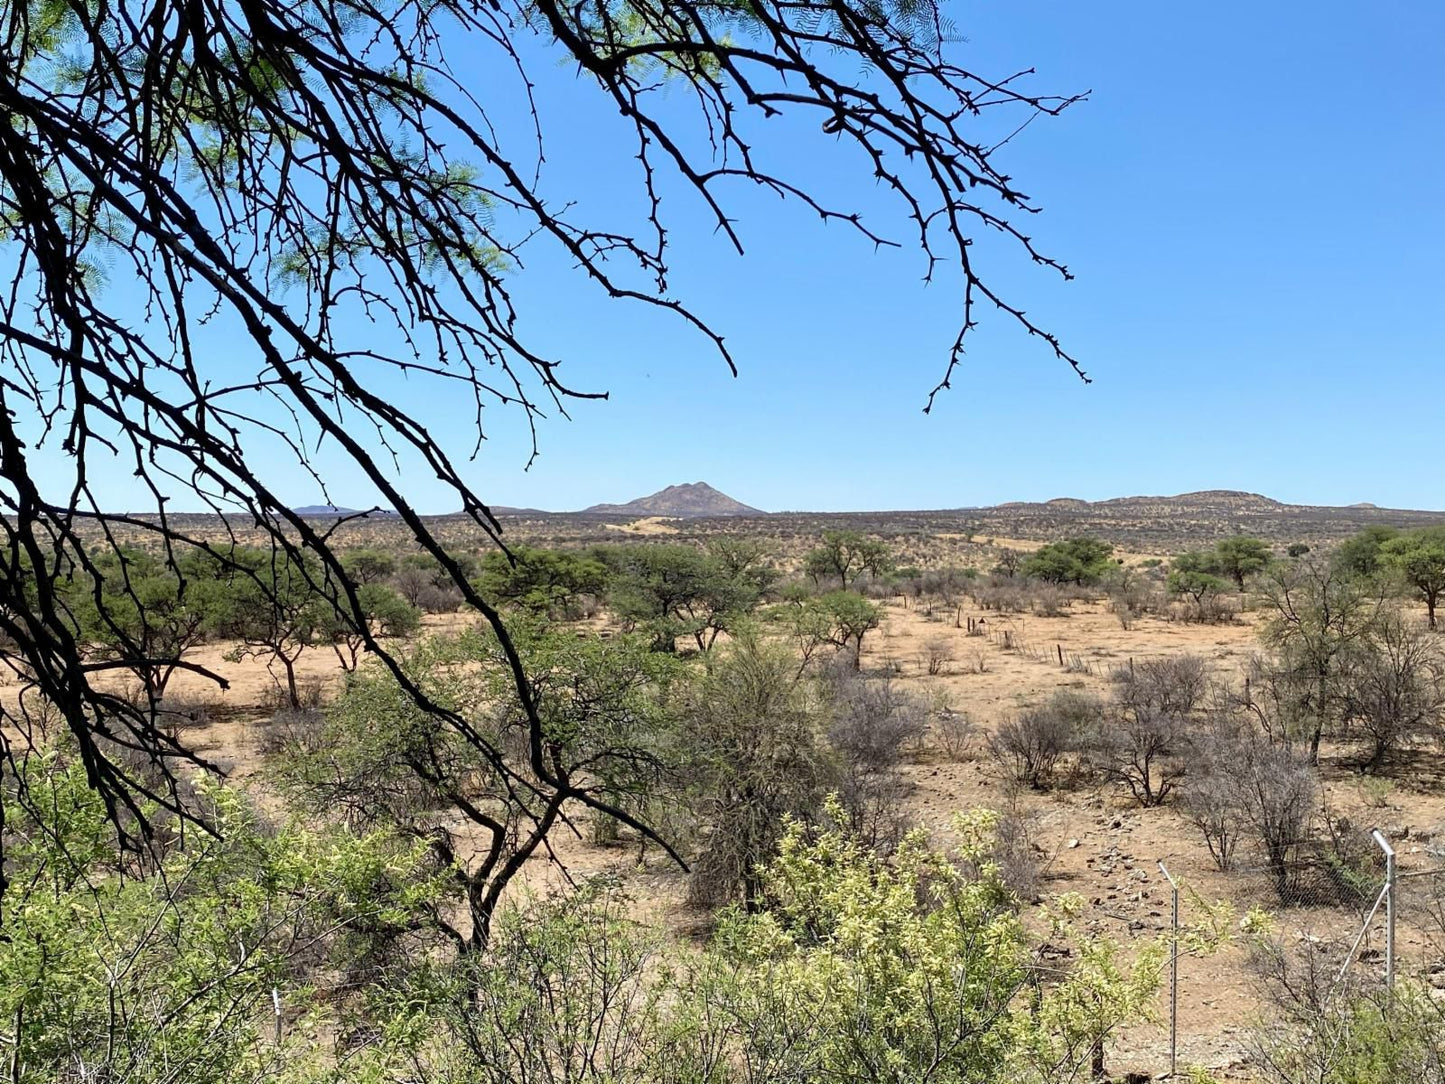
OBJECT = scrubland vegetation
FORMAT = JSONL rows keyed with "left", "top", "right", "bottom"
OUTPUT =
{"left": 7, "top": 519, "right": 1445, "bottom": 1082}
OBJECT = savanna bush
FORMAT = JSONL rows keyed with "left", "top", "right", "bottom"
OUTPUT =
{"left": 989, "top": 691, "right": 1103, "bottom": 790}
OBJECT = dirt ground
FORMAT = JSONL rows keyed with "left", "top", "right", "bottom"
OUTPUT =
{"left": 16, "top": 585, "right": 1445, "bottom": 1080}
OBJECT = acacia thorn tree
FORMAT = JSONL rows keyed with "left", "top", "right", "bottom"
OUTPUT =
{"left": 0, "top": 0, "right": 1088, "bottom": 847}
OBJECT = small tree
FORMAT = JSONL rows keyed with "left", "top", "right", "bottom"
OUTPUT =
{"left": 1257, "top": 555, "right": 1388, "bottom": 763}
{"left": 1332, "top": 525, "right": 1401, "bottom": 580}
{"left": 208, "top": 548, "right": 326, "bottom": 709}
{"left": 705, "top": 538, "right": 779, "bottom": 596}
{"left": 991, "top": 549, "right": 1023, "bottom": 579}
{"left": 817, "top": 591, "right": 884, "bottom": 670}
{"left": 342, "top": 549, "right": 398, "bottom": 585}
{"left": 1381, "top": 526, "right": 1445, "bottom": 629}
{"left": 1167, "top": 553, "right": 1231, "bottom": 619}
{"left": 1212, "top": 536, "right": 1272, "bottom": 589}
{"left": 1341, "top": 608, "right": 1445, "bottom": 770}
{"left": 277, "top": 624, "right": 682, "bottom": 950}
{"left": 64, "top": 547, "right": 222, "bottom": 701}
{"left": 1022, "top": 538, "right": 1114, "bottom": 585}
{"left": 475, "top": 545, "right": 609, "bottom": 619}
{"left": 604, "top": 544, "right": 764, "bottom": 652}
{"left": 1084, "top": 708, "right": 1188, "bottom": 807}
{"left": 318, "top": 583, "right": 422, "bottom": 671}
{"left": 802, "top": 531, "right": 892, "bottom": 588}
{"left": 682, "top": 637, "right": 835, "bottom": 907}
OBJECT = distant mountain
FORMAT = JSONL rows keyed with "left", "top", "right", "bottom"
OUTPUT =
{"left": 582, "top": 482, "right": 761, "bottom": 518}
{"left": 292, "top": 505, "right": 397, "bottom": 517}
{"left": 964, "top": 490, "right": 1445, "bottom": 547}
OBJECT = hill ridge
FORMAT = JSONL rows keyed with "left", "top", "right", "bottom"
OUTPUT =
{"left": 582, "top": 482, "right": 760, "bottom": 518}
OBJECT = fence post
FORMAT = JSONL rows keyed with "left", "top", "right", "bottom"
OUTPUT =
{"left": 1371, "top": 829, "right": 1396, "bottom": 992}
{"left": 1159, "top": 862, "right": 1180, "bottom": 1078}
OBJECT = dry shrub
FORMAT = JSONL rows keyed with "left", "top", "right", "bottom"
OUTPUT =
{"left": 932, "top": 708, "right": 976, "bottom": 761}
{"left": 1081, "top": 709, "right": 1189, "bottom": 806}
{"left": 1171, "top": 594, "right": 1237, "bottom": 625}
{"left": 971, "top": 578, "right": 1027, "bottom": 614}
{"left": 1184, "top": 767, "right": 1244, "bottom": 871}
{"left": 992, "top": 804, "right": 1052, "bottom": 903}
{"left": 259, "top": 702, "right": 327, "bottom": 756}
{"left": 1110, "top": 655, "right": 1208, "bottom": 717}
{"left": 1106, "top": 580, "right": 1166, "bottom": 630}
{"left": 955, "top": 797, "right": 1050, "bottom": 903}
{"left": 262, "top": 676, "right": 327, "bottom": 713}
{"left": 988, "top": 691, "right": 1101, "bottom": 790}
{"left": 825, "top": 671, "right": 927, "bottom": 773}
{"left": 922, "top": 636, "right": 956, "bottom": 676}
{"left": 155, "top": 695, "right": 216, "bottom": 733}
{"left": 1185, "top": 720, "right": 1318, "bottom": 900}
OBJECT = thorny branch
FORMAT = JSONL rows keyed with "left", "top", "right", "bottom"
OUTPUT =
{"left": 0, "top": 0, "right": 1085, "bottom": 855}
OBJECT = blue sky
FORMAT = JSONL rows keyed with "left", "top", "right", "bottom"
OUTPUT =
{"left": 35, "top": 0, "right": 1445, "bottom": 514}
{"left": 453, "top": 0, "right": 1445, "bottom": 513}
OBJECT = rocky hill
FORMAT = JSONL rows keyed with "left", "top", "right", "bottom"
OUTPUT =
{"left": 581, "top": 482, "right": 760, "bottom": 518}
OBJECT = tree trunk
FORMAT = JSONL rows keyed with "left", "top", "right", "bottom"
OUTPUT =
{"left": 280, "top": 651, "right": 300, "bottom": 708}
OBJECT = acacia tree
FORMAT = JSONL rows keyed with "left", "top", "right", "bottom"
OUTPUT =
{"left": 0, "top": 0, "right": 1087, "bottom": 845}
{"left": 1211, "top": 536, "right": 1272, "bottom": 589}
{"left": 64, "top": 548, "right": 222, "bottom": 702}
{"left": 209, "top": 549, "right": 327, "bottom": 709}
{"left": 1257, "top": 555, "right": 1388, "bottom": 764}
{"left": 1381, "top": 527, "right": 1445, "bottom": 629}
{"left": 278, "top": 625, "right": 683, "bottom": 950}
{"left": 803, "top": 531, "right": 892, "bottom": 588}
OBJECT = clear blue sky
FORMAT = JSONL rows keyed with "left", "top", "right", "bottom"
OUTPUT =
{"left": 460, "top": 0, "right": 1445, "bottom": 513}
{"left": 45, "top": 0, "right": 1445, "bottom": 514}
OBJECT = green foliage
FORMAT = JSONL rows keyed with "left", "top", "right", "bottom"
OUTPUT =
{"left": 1167, "top": 553, "right": 1231, "bottom": 608}
{"left": 1211, "top": 536, "right": 1272, "bottom": 588}
{"left": 0, "top": 756, "right": 442, "bottom": 1084}
{"left": 1251, "top": 977, "right": 1445, "bottom": 1084}
{"left": 207, "top": 548, "right": 329, "bottom": 707}
{"left": 1167, "top": 537, "right": 1270, "bottom": 592}
{"left": 1257, "top": 555, "right": 1390, "bottom": 761}
{"left": 60, "top": 546, "right": 224, "bottom": 698}
{"left": 315, "top": 583, "right": 421, "bottom": 669}
{"left": 681, "top": 636, "right": 835, "bottom": 906}
{"left": 474, "top": 544, "right": 609, "bottom": 618}
{"left": 699, "top": 804, "right": 1163, "bottom": 1082}
{"left": 599, "top": 543, "right": 768, "bottom": 652}
{"left": 1333, "top": 525, "right": 1401, "bottom": 580}
{"left": 1022, "top": 538, "right": 1114, "bottom": 585}
{"left": 349, "top": 806, "right": 1165, "bottom": 1084}
{"left": 802, "top": 530, "right": 893, "bottom": 588}
{"left": 275, "top": 622, "right": 684, "bottom": 947}
{"left": 1380, "top": 526, "right": 1445, "bottom": 627}
{"left": 343, "top": 548, "right": 398, "bottom": 584}
{"left": 772, "top": 589, "right": 883, "bottom": 671}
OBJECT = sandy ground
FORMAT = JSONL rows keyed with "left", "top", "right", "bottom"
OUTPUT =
{"left": 13, "top": 596, "right": 1445, "bottom": 1080}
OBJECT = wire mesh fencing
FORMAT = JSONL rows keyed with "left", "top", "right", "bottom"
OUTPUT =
{"left": 1135, "top": 830, "right": 1445, "bottom": 1080}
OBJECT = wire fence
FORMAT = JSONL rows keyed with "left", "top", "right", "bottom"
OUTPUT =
{"left": 1139, "top": 838, "right": 1445, "bottom": 1079}
{"left": 970, "top": 617, "right": 1115, "bottom": 679}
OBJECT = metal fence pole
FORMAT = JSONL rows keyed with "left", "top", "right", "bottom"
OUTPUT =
{"left": 1371, "top": 829, "right": 1396, "bottom": 992}
{"left": 1159, "top": 862, "right": 1180, "bottom": 1078}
